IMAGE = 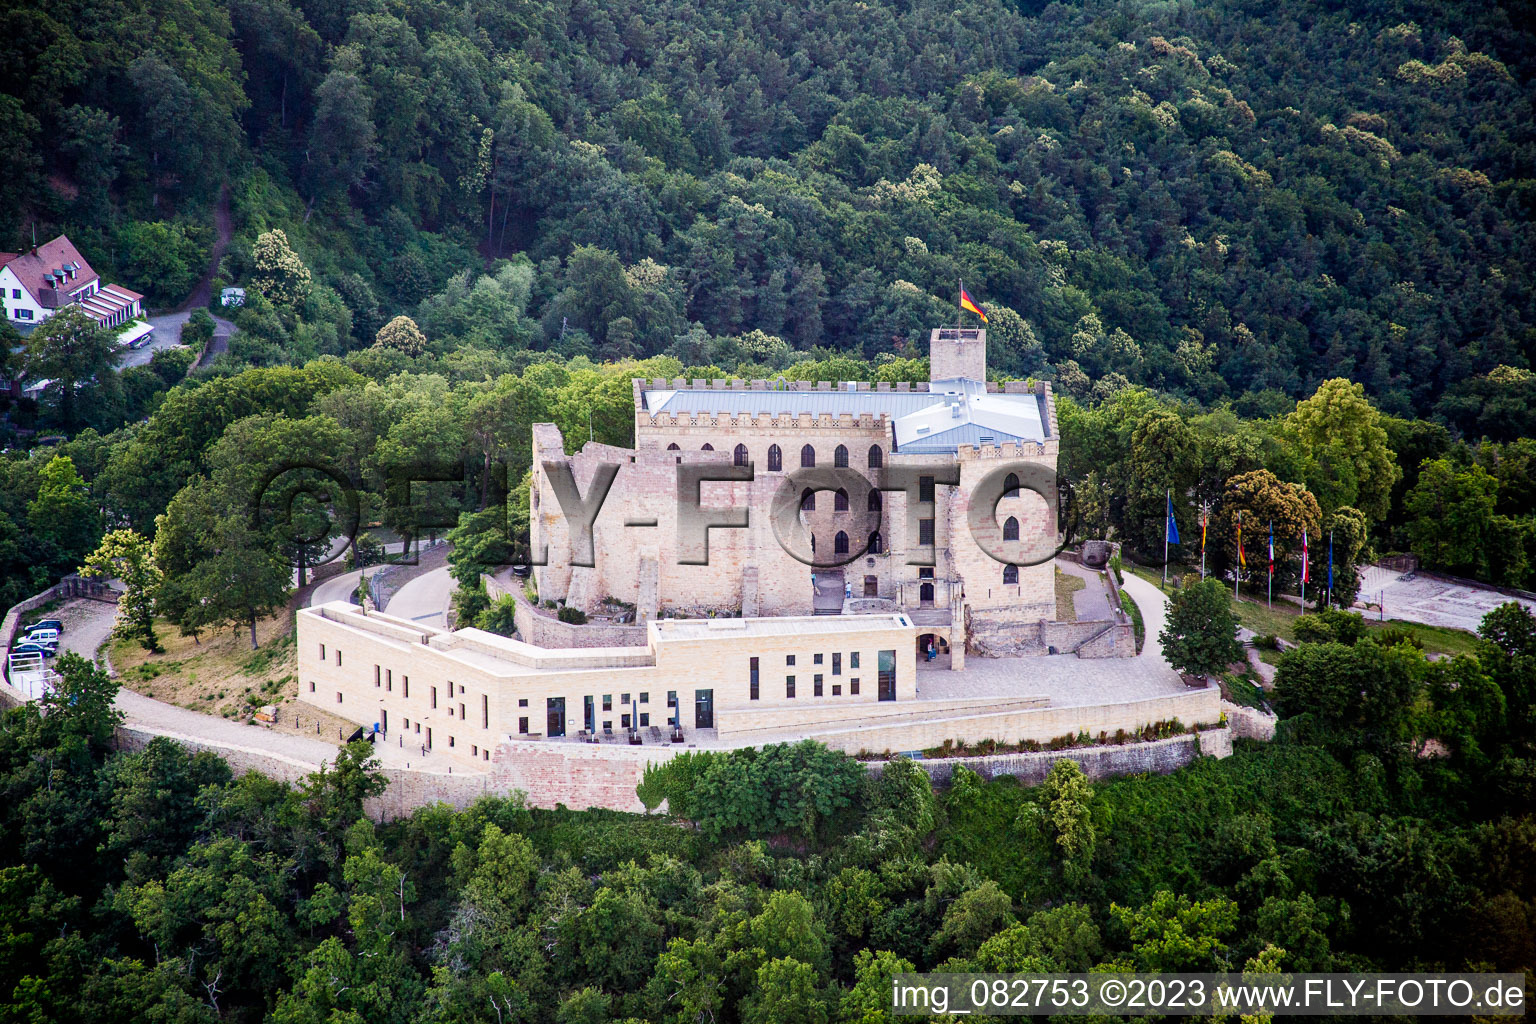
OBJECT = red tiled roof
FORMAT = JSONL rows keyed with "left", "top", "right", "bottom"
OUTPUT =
{"left": 1, "top": 236, "right": 99, "bottom": 303}
{"left": 100, "top": 283, "right": 143, "bottom": 302}
{"left": 0, "top": 253, "right": 18, "bottom": 267}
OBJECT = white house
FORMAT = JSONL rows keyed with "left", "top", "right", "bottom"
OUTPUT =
{"left": 0, "top": 236, "right": 144, "bottom": 332}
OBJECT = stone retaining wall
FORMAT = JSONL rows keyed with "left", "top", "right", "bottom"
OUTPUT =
{"left": 1221, "top": 701, "right": 1277, "bottom": 741}
{"left": 863, "top": 729, "right": 1228, "bottom": 786}
{"left": 488, "top": 573, "right": 650, "bottom": 649}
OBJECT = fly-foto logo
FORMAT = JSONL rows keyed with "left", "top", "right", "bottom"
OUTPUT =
{"left": 535, "top": 458, "right": 1078, "bottom": 570}
{"left": 248, "top": 458, "right": 1077, "bottom": 571}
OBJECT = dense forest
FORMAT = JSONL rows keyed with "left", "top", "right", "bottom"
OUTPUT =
{"left": 0, "top": 596, "right": 1532, "bottom": 1022}
{"left": 3, "top": 0, "right": 1535, "bottom": 424}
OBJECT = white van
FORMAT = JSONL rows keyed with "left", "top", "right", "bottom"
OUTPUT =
{"left": 23, "top": 628, "right": 59, "bottom": 648}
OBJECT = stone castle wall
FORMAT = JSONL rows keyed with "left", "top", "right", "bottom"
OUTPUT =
{"left": 864, "top": 728, "right": 1229, "bottom": 786}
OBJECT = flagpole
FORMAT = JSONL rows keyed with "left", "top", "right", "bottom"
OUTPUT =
{"left": 1234, "top": 512, "right": 1241, "bottom": 601}
{"left": 1267, "top": 519, "right": 1272, "bottom": 610}
{"left": 1163, "top": 488, "right": 1169, "bottom": 591}
{"left": 1328, "top": 529, "right": 1334, "bottom": 608}
{"left": 1300, "top": 529, "right": 1307, "bottom": 608}
{"left": 1200, "top": 501, "right": 1207, "bottom": 580}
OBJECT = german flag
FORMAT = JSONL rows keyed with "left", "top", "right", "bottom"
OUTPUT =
{"left": 959, "top": 286, "right": 988, "bottom": 323}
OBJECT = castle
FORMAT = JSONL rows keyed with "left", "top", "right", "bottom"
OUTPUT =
{"left": 531, "top": 328, "right": 1063, "bottom": 666}
{"left": 291, "top": 326, "right": 1214, "bottom": 798}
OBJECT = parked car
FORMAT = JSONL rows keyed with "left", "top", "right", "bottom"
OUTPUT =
{"left": 23, "top": 619, "right": 62, "bottom": 635}
{"left": 24, "top": 627, "right": 60, "bottom": 646}
{"left": 18, "top": 636, "right": 57, "bottom": 655}
{"left": 10, "top": 643, "right": 53, "bottom": 659}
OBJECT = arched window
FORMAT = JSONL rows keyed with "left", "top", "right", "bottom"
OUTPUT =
{"left": 701, "top": 443, "right": 714, "bottom": 451}
{"left": 767, "top": 444, "right": 782, "bottom": 471}
{"left": 666, "top": 443, "right": 680, "bottom": 451}
{"left": 834, "top": 531, "right": 849, "bottom": 555}
{"left": 867, "top": 489, "right": 882, "bottom": 512}
{"left": 869, "top": 531, "right": 884, "bottom": 554}
{"left": 868, "top": 445, "right": 884, "bottom": 469}
{"left": 834, "top": 444, "right": 849, "bottom": 468}
{"left": 801, "top": 444, "right": 816, "bottom": 468}
{"left": 1003, "top": 516, "right": 1020, "bottom": 541}
{"left": 801, "top": 488, "right": 816, "bottom": 511}
{"left": 734, "top": 443, "right": 749, "bottom": 467}
{"left": 835, "top": 488, "right": 849, "bottom": 511}
{"left": 1003, "top": 565, "right": 1019, "bottom": 584}
{"left": 1004, "top": 472, "right": 1020, "bottom": 498}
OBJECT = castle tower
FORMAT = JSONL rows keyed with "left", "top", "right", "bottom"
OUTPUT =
{"left": 929, "top": 327, "right": 987, "bottom": 383}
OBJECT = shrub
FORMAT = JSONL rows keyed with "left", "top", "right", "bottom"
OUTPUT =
{"left": 557, "top": 605, "right": 588, "bottom": 625}
{"left": 1294, "top": 609, "right": 1369, "bottom": 645}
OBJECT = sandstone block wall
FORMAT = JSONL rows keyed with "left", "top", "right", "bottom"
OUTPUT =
{"left": 864, "top": 729, "right": 1226, "bottom": 786}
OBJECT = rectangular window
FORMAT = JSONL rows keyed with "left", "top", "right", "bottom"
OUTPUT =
{"left": 814, "top": 653, "right": 823, "bottom": 665}
{"left": 640, "top": 712, "right": 650, "bottom": 727}
{"left": 309, "top": 681, "right": 315, "bottom": 692}
{"left": 603, "top": 694, "right": 612, "bottom": 711}
{"left": 851, "top": 678, "right": 860, "bottom": 695}
{"left": 459, "top": 702, "right": 465, "bottom": 721}
{"left": 786, "top": 675, "right": 796, "bottom": 698}
{"left": 448, "top": 736, "right": 455, "bottom": 748}
{"left": 402, "top": 676, "right": 409, "bottom": 698}
{"left": 518, "top": 717, "right": 528, "bottom": 734}
{"left": 518, "top": 698, "right": 528, "bottom": 707}
{"left": 878, "top": 649, "right": 897, "bottom": 702}
{"left": 414, "top": 723, "right": 420, "bottom": 734}
{"left": 749, "top": 656, "right": 760, "bottom": 700}
{"left": 336, "top": 650, "right": 341, "bottom": 666}
{"left": 386, "top": 669, "right": 392, "bottom": 691}
{"left": 814, "top": 674, "right": 823, "bottom": 696}
{"left": 10, "top": 289, "right": 17, "bottom": 299}
{"left": 472, "top": 744, "right": 478, "bottom": 756}
{"left": 622, "top": 713, "right": 631, "bottom": 729}
{"left": 850, "top": 652, "right": 860, "bottom": 669}
{"left": 639, "top": 691, "right": 649, "bottom": 704}
{"left": 833, "top": 684, "right": 841, "bottom": 696}
{"left": 426, "top": 727, "right": 432, "bottom": 749}
{"left": 832, "top": 653, "right": 841, "bottom": 675}
{"left": 786, "top": 654, "right": 796, "bottom": 666}
{"left": 320, "top": 643, "right": 326, "bottom": 660}
{"left": 621, "top": 692, "right": 630, "bottom": 706}
{"left": 667, "top": 691, "right": 678, "bottom": 707}
{"left": 483, "top": 695, "right": 489, "bottom": 728}
{"left": 336, "top": 691, "right": 343, "bottom": 703}
{"left": 374, "top": 665, "right": 380, "bottom": 687}
{"left": 431, "top": 686, "right": 438, "bottom": 709}
{"left": 919, "top": 475, "right": 935, "bottom": 502}
{"left": 483, "top": 750, "right": 489, "bottom": 761}
{"left": 919, "top": 519, "right": 935, "bottom": 545}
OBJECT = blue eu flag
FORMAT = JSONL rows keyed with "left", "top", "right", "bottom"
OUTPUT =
{"left": 1165, "top": 494, "right": 1180, "bottom": 545}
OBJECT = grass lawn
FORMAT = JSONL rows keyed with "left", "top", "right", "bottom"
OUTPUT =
{"left": 1055, "top": 567, "right": 1085, "bottom": 622}
{"left": 1130, "top": 562, "right": 1477, "bottom": 657}
{"left": 110, "top": 613, "right": 353, "bottom": 742}
{"left": 1120, "top": 589, "right": 1145, "bottom": 654}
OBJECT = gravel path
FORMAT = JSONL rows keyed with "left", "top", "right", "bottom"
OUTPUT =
{"left": 1056, "top": 559, "right": 1113, "bottom": 620}
{"left": 385, "top": 565, "right": 457, "bottom": 626}
{"left": 46, "top": 598, "right": 341, "bottom": 766}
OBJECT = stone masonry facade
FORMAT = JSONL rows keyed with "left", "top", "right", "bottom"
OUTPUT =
{"left": 529, "top": 328, "right": 1091, "bottom": 661}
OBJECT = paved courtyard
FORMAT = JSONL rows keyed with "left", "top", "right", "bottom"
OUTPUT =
{"left": 1356, "top": 566, "right": 1536, "bottom": 633}
{"left": 917, "top": 571, "right": 1188, "bottom": 708}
